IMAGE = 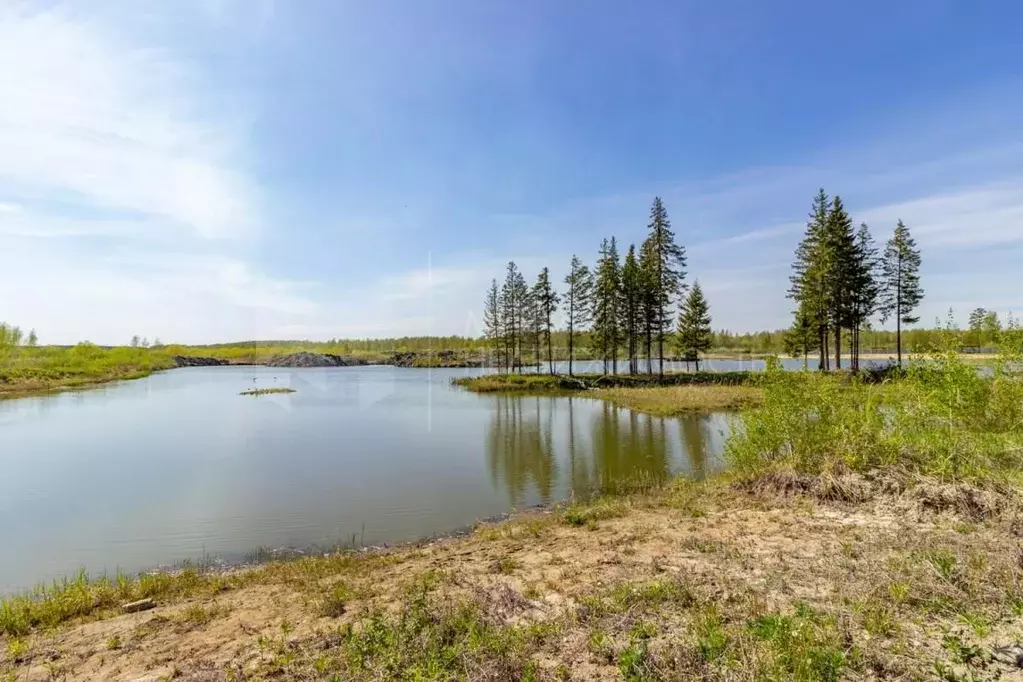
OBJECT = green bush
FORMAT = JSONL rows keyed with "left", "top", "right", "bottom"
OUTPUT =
{"left": 725, "top": 342, "right": 1023, "bottom": 481}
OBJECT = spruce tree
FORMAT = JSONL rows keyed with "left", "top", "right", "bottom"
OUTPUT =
{"left": 788, "top": 189, "right": 833, "bottom": 370}
{"left": 593, "top": 237, "right": 623, "bottom": 375}
{"left": 532, "top": 267, "right": 560, "bottom": 374}
{"left": 640, "top": 197, "right": 687, "bottom": 376}
{"left": 620, "top": 244, "right": 642, "bottom": 374}
{"left": 879, "top": 220, "right": 924, "bottom": 368}
{"left": 500, "top": 261, "right": 529, "bottom": 373}
{"left": 675, "top": 280, "right": 712, "bottom": 371}
{"left": 849, "top": 222, "right": 880, "bottom": 370}
{"left": 483, "top": 279, "right": 501, "bottom": 368}
{"left": 824, "top": 196, "right": 856, "bottom": 369}
{"left": 563, "top": 255, "right": 594, "bottom": 376}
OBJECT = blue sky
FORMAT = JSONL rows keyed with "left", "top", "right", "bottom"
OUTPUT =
{"left": 1, "top": 0, "right": 1021, "bottom": 344}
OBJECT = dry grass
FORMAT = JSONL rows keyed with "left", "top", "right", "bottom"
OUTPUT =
{"left": 593, "top": 384, "right": 763, "bottom": 415}
{"left": 4, "top": 477, "right": 1022, "bottom": 681}
{"left": 238, "top": 387, "right": 296, "bottom": 396}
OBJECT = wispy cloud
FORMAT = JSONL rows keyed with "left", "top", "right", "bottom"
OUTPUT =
{"left": 0, "top": 4, "right": 255, "bottom": 240}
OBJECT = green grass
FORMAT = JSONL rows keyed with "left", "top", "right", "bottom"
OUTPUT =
{"left": 725, "top": 342, "right": 1023, "bottom": 482}
{"left": 593, "top": 384, "right": 763, "bottom": 415}
{"left": 0, "top": 344, "right": 175, "bottom": 398}
{"left": 453, "top": 370, "right": 755, "bottom": 394}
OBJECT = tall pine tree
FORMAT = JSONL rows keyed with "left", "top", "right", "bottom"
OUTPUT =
{"left": 532, "top": 267, "right": 560, "bottom": 374}
{"left": 482, "top": 279, "right": 501, "bottom": 368}
{"left": 880, "top": 220, "right": 924, "bottom": 367}
{"left": 563, "top": 255, "right": 594, "bottom": 376}
{"left": 620, "top": 244, "right": 642, "bottom": 374}
{"left": 788, "top": 189, "right": 834, "bottom": 370}
{"left": 500, "top": 261, "right": 529, "bottom": 373}
{"left": 824, "top": 196, "right": 856, "bottom": 369}
{"left": 593, "top": 237, "right": 623, "bottom": 375}
{"left": 849, "top": 222, "right": 880, "bottom": 370}
{"left": 640, "top": 197, "right": 687, "bottom": 376}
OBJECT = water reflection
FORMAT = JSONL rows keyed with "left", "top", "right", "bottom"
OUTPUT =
{"left": 486, "top": 395, "right": 726, "bottom": 505}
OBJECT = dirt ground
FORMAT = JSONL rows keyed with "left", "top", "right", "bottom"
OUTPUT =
{"left": 4, "top": 477, "right": 1023, "bottom": 681}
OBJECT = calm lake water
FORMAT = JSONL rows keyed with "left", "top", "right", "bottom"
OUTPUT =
{"left": 0, "top": 366, "right": 737, "bottom": 594}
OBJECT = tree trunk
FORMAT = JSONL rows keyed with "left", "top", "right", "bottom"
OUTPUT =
{"left": 568, "top": 322, "right": 574, "bottom": 376}
{"left": 834, "top": 325, "right": 842, "bottom": 370}
{"left": 818, "top": 327, "right": 826, "bottom": 372}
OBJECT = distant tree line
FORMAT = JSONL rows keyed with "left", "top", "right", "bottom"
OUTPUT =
{"left": 483, "top": 197, "right": 713, "bottom": 376}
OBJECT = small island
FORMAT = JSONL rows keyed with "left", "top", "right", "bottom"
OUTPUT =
{"left": 239, "top": 387, "right": 297, "bottom": 396}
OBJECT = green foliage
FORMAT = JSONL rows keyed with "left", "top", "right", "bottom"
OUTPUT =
{"left": 563, "top": 254, "right": 594, "bottom": 375}
{"left": 880, "top": 219, "right": 924, "bottom": 366}
{"left": 592, "top": 237, "right": 623, "bottom": 373}
{"left": 674, "top": 280, "right": 712, "bottom": 370}
{"left": 725, "top": 342, "right": 1023, "bottom": 481}
{"left": 747, "top": 604, "right": 850, "bottom": 681}
{"left": 640, "top": 196, "right": 687, "bottom": 375}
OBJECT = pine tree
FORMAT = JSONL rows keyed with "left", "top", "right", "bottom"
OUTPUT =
{"left": 26, "top": 329, "right": 38, "bottom": 347}
{"left": 500, "top": 262, "right": 529, "bottom": 372}
{"left": 532, "top": 268, "right": 560, "bottom": 374}
{"left": 483, "top": 279, "right": 502, "bottom": 368}
{"left": 824, "top": 196, "right": 856, "bottom": 369}
{"left": 849, "top": 222, "right": 880, "bottom": 371}
{"left": 523, "top": 284, "right": 541, "bottom": 371}
{"left": 675, "top": 280, "right": 712, "bottom": 371}
{"left": 593, "top": 237, "right": 623, "bottom": 375}
{"left": 879, "top": 220, "right": 924, "bottom": 368}
{"left": 788, "top": 189, "right": 833, "bottom": 370}
{"left": 620, "top": 244, "right": 642, "bottom": 374}
{"left": 640, "top": 197, "right": 687, "bottom": 376}
{"left": 563, "top": 255, "right": 594, "bottom": 376}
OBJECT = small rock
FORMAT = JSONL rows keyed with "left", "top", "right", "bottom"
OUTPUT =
{"left": 121, "top": 598, "right": 156, "bottom": 613}
{"left": 992, "top": 644, "right": 1023, "bottom": 668}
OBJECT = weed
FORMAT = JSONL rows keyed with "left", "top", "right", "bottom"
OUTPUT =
{"left": 563, "top": 498, "right": 628, "bottom": 527}
{"left": 492, "top": 556, "right": 520, "bottom": 575}
{"left": 106, "top": 634, "right": 121, "bottom": 650}
{"left": 320, "top": 583, "right": 353, "bottom": 618}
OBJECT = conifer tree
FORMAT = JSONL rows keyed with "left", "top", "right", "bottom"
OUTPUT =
{"left": 784, "top": 305, "right": 816, "bottom": 369}
{"left": 640, "top": 197, "right": 686, "bottom": 376}
{"left": 620, "top": 244, "right": 642, "bottom": 374}
{"left": 824, "top": 196, "right": 856, "bottom": 369}
{"left": 879, "top": 220, "right": 924, "bottom": 368}
{"left": 788, "top": 189, "right": 833, "bottom": 370}
{"left": 532, "top": 267, "right": 560, "bottom": 374}
{"left": 849, "top": 222, "right": 880, "bottom": 370}
{"left": 500, "top": 261, "right": 529, "bottom": 372}
{"left": 483, "top": 279, "right": 502, "bottom": 368}
{"left": 563, "top": 255, "right": 594, "bottom": 376}
{"left": 593, "top": 237, "right": 623, "bottom": 374}
{"left": 675, "top": 280, "right": 712, "bottom": 371}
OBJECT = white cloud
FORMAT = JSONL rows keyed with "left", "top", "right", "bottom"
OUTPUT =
{"left": 0, "top": 4, "right": 255, "bottom": 240}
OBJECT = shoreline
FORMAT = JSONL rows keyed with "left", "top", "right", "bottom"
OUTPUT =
{"left": 4, "top": 472, "right": 1020, "bottom": 680}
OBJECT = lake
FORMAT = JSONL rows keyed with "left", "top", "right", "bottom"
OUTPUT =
{"left": 0, "top": 365, "right": 737, "bottom": 594}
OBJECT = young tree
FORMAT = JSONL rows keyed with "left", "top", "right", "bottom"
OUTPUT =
{"left": 563, "top": 255, "right": 594, "bottom": 376}
{"left": 593, "top": 238, "right": 623, "bottom": 374}
{"left": 981, "top": 310, "right": 1001, "bottom": 348}
{"left": 784, "top": 305, "right": 816, "bottom": 369}
{"left": 879, "top": 220, "right": 924, "bottom": 368}
{"left": 26, "top": 329, "right": 38, "bottom": 347}
{"left": 788, "top": 189, "right": 833, "bottom": 370}
{"left": 849, "top": 222, "right": 880, "bottom": 371}
{"left": 483, "top": 279, "right": 502, "bottom": 368}
{"left": 531, "top": 268, "right": 560, "bottom": 374}
{"left": 640, "top": 197, "right": 687, "bottom": 376}
{"left": 675, "top": 280, "right": 712, "bottom": 371}
{"left": 130, "top": 335, "right": 140, "bottom": 348}
{"left": 620, "top": 244, "right": 642, "bottom": 374}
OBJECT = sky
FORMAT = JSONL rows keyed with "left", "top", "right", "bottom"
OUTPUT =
{"left": 1, "top": 0, "right": 1022, "bottom": 345}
